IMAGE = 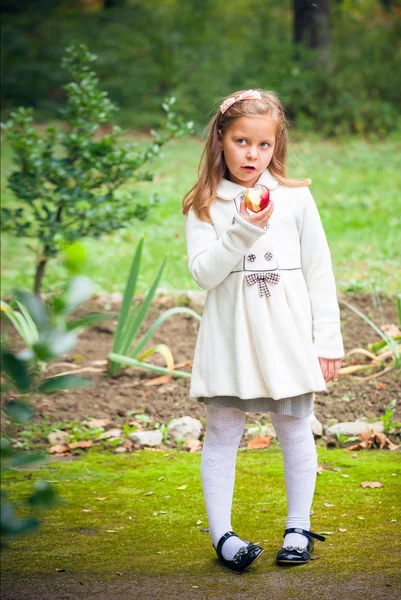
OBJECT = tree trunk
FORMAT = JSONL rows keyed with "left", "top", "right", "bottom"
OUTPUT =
{"left": 34, "top": 257, "right": 48, "bottom": 295}
{"left": 293, "top": 0, "right": 332, "bottom": 69}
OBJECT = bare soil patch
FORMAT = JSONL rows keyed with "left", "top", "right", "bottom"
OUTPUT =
{"left": 2, "top": 291, "right": 399, "bottom": 431}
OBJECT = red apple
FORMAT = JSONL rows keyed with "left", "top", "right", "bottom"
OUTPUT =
{"left": 245, "top": 186, "right": 270, "bottom": 213}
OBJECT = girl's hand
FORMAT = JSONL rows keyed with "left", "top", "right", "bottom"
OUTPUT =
{"left": 318, "top": 357, "right": 342, "bottom": 382}
{"left": 239, "top": 195, "right": 274, "bottom": 229}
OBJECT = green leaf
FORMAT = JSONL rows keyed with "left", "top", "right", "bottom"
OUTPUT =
{"left": 5, "top": 400, "right": 33, "bottom": 424}
{"left": 13, "top": 291, "right": 49, "bottom": 330}
{"left": 112, "top": 236, "right": 144, "bottom": 353}
{"left": 0, "top": 438, "right": 15, "bottom": 459}
{"left": 26, "top": 480, "right": 60, "bottom": 509}
{"left": 1, "top": 351, "right": 31, "bottom": 392}
{"left": 120, "top": 254, "right": 168, "bottom": 357}
{"left": 62, "top": 276, "right": 93, "bottom": 314}
{"left": 66, "top": 312, "right": 114, "bottom": 331}
{"left": 130, "top": 307, "right": 202, "bottom": 359}
{"left": 38, "top": 374, "right": 91, "bottom": 394}
{"left": 0, "top": 497, "right": 40, "bottom": 540}
{"left": 33, "top": 329, "right": 78, "bottom": 361}
{"left": 7, "top": 452, "right": 48, "bottom": 469}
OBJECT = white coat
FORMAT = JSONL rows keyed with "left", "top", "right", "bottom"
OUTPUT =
{"left": 185, "top": 168, "right": 345, "bottom": 401}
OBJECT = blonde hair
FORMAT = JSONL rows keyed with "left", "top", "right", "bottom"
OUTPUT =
{"left": 181, "top": 88, "right": 311, "bottom": 223}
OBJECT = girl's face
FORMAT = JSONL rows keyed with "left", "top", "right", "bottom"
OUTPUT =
{"left": 219, "top": 114, "right": 276, "bottom": 188}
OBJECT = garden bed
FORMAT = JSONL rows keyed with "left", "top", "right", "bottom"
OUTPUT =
{"left": 2, "top": 291, "right": 399, "bottom": 434}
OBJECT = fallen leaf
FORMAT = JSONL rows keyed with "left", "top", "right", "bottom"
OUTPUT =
{"left": 86, "top": 418, "right": 113, "bottom": 429}
{"left": 144, "top": 374, "right": 172, "bottom": 386}
{"left": 177, "top": 485, "right": 187, "bottom": 490}
{"left": 186, "top": 438, "right": 202, "bottom": 452}
{"left": 375, "top": 383, "right": 387, "bottom": 390}
{"left": 338, "top": 528, "right": 347, "bottom": 533}
{"left": 68, "top": 441, "right": 93, "bottom": 450}
{"left": 346, "top": 429, "right": 399, "bottom": 452}
{"left": 106, "top": 530, "right": 117, "bottom": 533}
{"left": 37, "top": 400, "right": 53, "bottom": 408}
{"left": 317, "top": 531, "right": 334, "bottom": 535}
{"left": 317, "top": 464, "right": 324, "bottom": 475}
{"left": 153, "top": 511, "right": 158, "bottom": 516}
{"left": 158, "top": 476, "right": 165, "bottom": 481}
{"left": 356, "top": 516, "right": 365, "bottom": 520}
{"left": 81, "top": 509, "right": 91, "bottom": 513}
{"left": 55, "top": 568, "right": 65, "bottom": 572}
{"left": 196, "top": 520, "right": 203, "bottom": 525}
{"left": 49, "top": 444, "right": 70, "bottom": 454}
{"left": 247, "top": 436, "right": 271, "bottom": 449}
{"left": 310, "top": 555, "right": 321, "bottom": 560}
{"left": 340, "top": 474, "right": 349, "bottom": 478}
{"left": 144, "top": 491, "right": 154, "bottom": 496}
{"left": 324, "top": 503, "right": 335, "bottom": 507}
{"left": 122, "top": 439, "right": 134, "bottom": 451}
{"left": 94, "top": 497, "right": 108, "bottom": 501}
{"left": 159, "top": 511, "right": 167, "bottom": 515}
{"left": 360, "top": 481, "right": 383, "bottom": 488}
{"left": 116, "top": 572, "right": 125, "bottom": 576}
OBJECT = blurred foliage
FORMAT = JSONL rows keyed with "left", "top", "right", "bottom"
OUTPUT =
{"left": 1, "top": 0, "right": 400, "bottom": 136}
{"left": 1, "top": 275, "right": 109, "bottom": 550}
{"left": 1, "top": 41, "right": 193, "bottom": 292}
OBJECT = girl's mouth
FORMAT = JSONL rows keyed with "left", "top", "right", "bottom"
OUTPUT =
{"left": 241, "top": 166, "right": 256, "bottom": 172}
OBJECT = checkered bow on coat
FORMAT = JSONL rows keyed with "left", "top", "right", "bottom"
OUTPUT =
{"left": 245, "top": 271, "right": 280, "bottom": 297}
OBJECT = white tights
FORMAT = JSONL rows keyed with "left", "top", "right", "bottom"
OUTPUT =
{"left": 200, "top": 406, "right": 318, "bottom": 560}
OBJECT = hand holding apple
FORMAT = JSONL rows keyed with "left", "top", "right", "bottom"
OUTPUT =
{"left": 245, "top": 185, "right": 271, "bottom": 213}
{"left": 239, "top": 191, "right": 274, "bottom": 229}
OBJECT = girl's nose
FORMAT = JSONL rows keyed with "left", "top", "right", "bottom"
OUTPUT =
{"left": 247, "top": 148, "right": 258, "bottom": 159}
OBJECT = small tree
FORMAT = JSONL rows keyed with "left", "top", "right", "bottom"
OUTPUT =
{"left": 1, "top": 41, "right": 193, "bottom": 293}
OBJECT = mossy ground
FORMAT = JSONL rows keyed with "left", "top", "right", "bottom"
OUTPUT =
{"left": 1, "top": 444, "right": 401, "bottom": 600}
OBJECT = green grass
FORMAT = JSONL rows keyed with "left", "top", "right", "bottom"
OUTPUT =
{"left": 1, "top": 445, "right": 400, "bottom": 585}
{"left": 1, "top": 131, "right": 400, "bottom": 297}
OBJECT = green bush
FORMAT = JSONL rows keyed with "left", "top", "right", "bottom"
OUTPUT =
{"left": 1, "top": 1, "right": 400, "bottom": 136}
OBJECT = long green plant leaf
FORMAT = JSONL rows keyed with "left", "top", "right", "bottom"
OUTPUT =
{"left": 130, "top": 307, "right": 202, "bottom": 358}
{"left": 138, "top": 343, "right": 175, "bottom": 374}
{"left": 339, "top": 299, "right": 400, "bottom": 362}
{"left": 116, "top": 255, "right": 168, "bottom": 357}
{"left": 111, "top": 236, "right": 144, "bottom": 354}
{"left": 108, "top": 352, "right": 191, "bottom": 378}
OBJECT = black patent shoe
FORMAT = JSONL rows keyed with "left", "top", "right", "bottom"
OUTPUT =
{"left": 276, "top": 527, "right": 326, "bottom": 565}
{"left": 213, "top": 531, "right": 264, "bottom": 572}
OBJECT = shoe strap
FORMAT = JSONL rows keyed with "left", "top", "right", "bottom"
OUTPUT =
{"left": 216, "top": 530, "right": 239, "bottom": 558}
{"left": 283, "top": 527, "right": 326, "bottom": 542}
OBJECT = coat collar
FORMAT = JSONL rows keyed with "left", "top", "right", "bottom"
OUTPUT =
{"left": 216, "top": 169, "right": 279, "bottom": 201}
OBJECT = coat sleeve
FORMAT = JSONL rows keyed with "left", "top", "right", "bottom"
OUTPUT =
{"left": 298, "top": 187, "right": 345, "bottom": 359}
{"left": 185, "top": 206, "right": 267, "bottom": 291}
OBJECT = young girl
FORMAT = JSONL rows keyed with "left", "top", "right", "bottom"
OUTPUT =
{"left": 181, "top": 89, "right": 344, "bottom": 571}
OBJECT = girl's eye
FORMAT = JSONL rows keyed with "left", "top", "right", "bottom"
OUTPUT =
{"left": 236, "top": 139, "right": 270, "bottom": 148}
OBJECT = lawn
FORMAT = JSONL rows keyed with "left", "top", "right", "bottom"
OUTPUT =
{"left": 1, "top": 130, "right": 400, "bottom": 297}
{"left": 1, "top": 445, "right": 400, "bottom": 599}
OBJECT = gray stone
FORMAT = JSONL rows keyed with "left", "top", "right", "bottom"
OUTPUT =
{"left": 167, "top": 416, "right": 203, "bottom": 442}
{"left": 114, "top": 446, "right": 128, "bottom": 454}
{"left": 98, "top": 428, "right": 123, "bottom": 440}
{"left": 310, "top": 414, "right": 323, "bottom": 437}
{"left": 326, "top": 420, "right": 383, "bottom": 437}
{"left": 48, "top": 430, "right": 71, "bottom": 445}
{"left": 128, "top": 430, "right": 163, "bottom": 447}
